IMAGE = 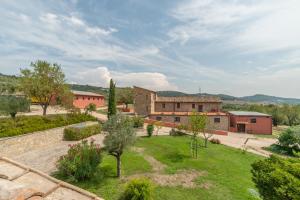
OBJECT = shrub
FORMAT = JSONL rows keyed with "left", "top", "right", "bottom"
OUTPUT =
{"left": 120, "top": 178, "right": 153, "bottom": 200}
{"left": 132, "top": 116, "right": 144, "bottom": 128}
{"left": 146, "top": 124, "right": 154, "bottom": 137}
{"left": 278, "top": 127, "right": 300, "bottom": 153}
{"left": 56, "top": 140, "right": 102, "bottom": 181}
{"left": 63, "top": 123, "right": 101, "bottom": 141}
{"left": 210, "top": 138, "right": 221, "bottom": 144}
{"left": 169, "top": 128, "right": 186, "bottom": 136}
{"left": 251, "top": 155, "right": 300, "bottom": 200}
{"left": 0, "top": 113, "right": 97, "bottom": 138}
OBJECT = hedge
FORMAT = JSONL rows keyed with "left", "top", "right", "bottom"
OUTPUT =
{"left": 0, "top": 114, "right": 97, "bottom": 138}
{"left": 63, "top": 123, "right": 101, "bottom": 141}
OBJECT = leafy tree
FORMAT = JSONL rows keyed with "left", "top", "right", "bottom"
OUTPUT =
{"left": 284, "top": 104, "right": 300, "bottom": 126}
{"left": 251, "top": 155, "right": 300, "bottom": 200}
{"left": 20, "top": 60, "right": 67, "bottom": 115}
{"left": 271, "top": 107, "right": 284, "bottom": 126}
{"left": 84, "top": 103, "right": 96, "bottom": 115}
{"left": 146, "top": 124, "right": 154, "bottom": 137}
{"left": 0, "top": 95, "right": 30, "bottom": 118}
{"left": 103, "top": 114, "right": 136, "bottom": 177}
{"left": 107, "top": 79, "right": 117, "bottom": 118}
{"left": 117, "top": 87, "right": 133, "bottom": 109}
{"left": 278, "top": 127, "right": 300, "bottom": 153}
{"left": 188, "top": 111, "right": 208, "bottom": 158}
{"left": 154, "top": 121, "right": 163, "bottom": 136}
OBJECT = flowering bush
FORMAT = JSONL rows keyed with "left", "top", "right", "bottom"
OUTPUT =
{"left": 56, "top": 139, "right": 102, "bottom": 181}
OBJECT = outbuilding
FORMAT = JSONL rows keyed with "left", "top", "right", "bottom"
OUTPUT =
{"left": 72, "top": 90, "right": 105, "bottom": 109}
{"left": 228, "top": 111, "right": 272, "bottom": 135}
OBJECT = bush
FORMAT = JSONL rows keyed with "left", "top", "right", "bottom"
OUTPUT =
{"left": 210, "top": 138, "right": 221, "bottom": 144}
{"left": 146, "top": 124, "right": 154, "bottom": 137}
{"left": 132, "top": 116, "right": 144, "bottom": 128}
{"left": 169, "top": 128, "right": 186, "bottom": 136}
{"left": 0, "top": 113, "right": 97, "bottom": 138}
{"left": 120, "top": 178, "right": 153, "bottom": 200}
{"left": 63, "top": 123, "right": 101, "bottom": 141}
{"left": 278, "top": 127, "right": 300, "bottom": 154}
{"left": 251, "top": 155, "right": 300, "bottom": 200}
{"left": 56, "top": 140, "right": 102, "bottom": 181}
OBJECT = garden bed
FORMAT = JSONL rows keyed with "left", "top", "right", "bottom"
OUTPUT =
{"left": 0, "top": 114, "right": 97, "bottom": 138}
{"left": 63, "top": 122, "right": 101, "bottom": 141}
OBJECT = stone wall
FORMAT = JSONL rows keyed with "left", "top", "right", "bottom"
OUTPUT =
{"left": 154, "top": 102, "right": 221, "bottom": 112}
{"left": 149, "top": 114, "right": 229, "bottom": 131}
{"left": 134, "top": 87, "right": 156, "bottom": 116}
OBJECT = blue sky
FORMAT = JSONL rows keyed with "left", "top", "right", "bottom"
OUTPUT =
{"left": 1, "top": 0, "right": 300, "bottom": 97}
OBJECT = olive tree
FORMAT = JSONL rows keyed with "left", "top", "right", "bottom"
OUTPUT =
{"left": 103, "top": 114, "right": 136, "bottom": 177}
{"left": 188, "top": 111, "right": 207, "bottom": 158}
{"left": 117, "top": 87, "right": 133, "bottom": 109}
{"left": 20, "top": 60, "right": 67, "bottom": 115}
{"left": 0, "top": 95, "right": 30, "bottom": 118}
{"left": 84, "top": 103, "right": 96, "bottom": 115}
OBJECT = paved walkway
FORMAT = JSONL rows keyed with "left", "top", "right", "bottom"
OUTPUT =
{"left": 0, "top": 122, "right": 104, "bottom": 174}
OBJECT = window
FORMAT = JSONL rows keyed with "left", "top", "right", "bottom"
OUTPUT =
{"left": 98, "top": 97, "right": 100, "bottom": 100}
{"left": 214, "top": 118, "right": 221, "bottom": 123}
{"left": 146, "top": 106, "right": 148, "bottom": 112}
{"left": 93, "top": 97, "right": 95, "bottom": 100}
{"left": 177, "top": 103, "right": 180, "bottom": 109}
{"left": 76, "top": 97, "right": 78, "bottom": 100}
{"left": 162, "top": 103, "right": 165, "bottom": 108}
{"left": 88, "top": 97, "right": 90, "bottom": 100}
{"left": 146, "top": 95, "right": 148, "bottom": 100}
{"left": 156, "top": 116, "right": 162, "bottom": 121}
{"left": 82, "top": 97, "right": 85, "bottom": 100}
{"left": 251, "top": 118, "right": 256, "bottom": 123}
{"left": 198, "top": 105, "right": 203, "bottom": 112}
{"left": 175, "top": 117, "right": 180, "bottom": 122}
{"left": 192, "top": 104, "right": 195, "bottom": 109}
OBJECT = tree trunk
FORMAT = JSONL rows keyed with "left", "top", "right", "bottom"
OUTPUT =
{"left": 42, "top": 105, "right": 48, "bottom": 116}
{"left": 10, "top": 112, "right": 16, "bottom": 119}
{"left": 205, "top": 138, "right": 208, "bottom": 148}
{"left": 125, "top": 103, "right": 128, "bottom": 109}
{"left": 116, "top": 155, "right": 121, "bottom": 178}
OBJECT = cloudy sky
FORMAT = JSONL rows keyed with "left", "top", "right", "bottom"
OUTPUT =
{"left": 1, "top": 0, "right": 300, "bottom": 97}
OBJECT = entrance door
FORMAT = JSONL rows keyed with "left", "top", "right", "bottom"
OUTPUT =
{"left": 198, "top": 105, "right": 203, "bottom": 112}
{"left": 237, "top": 124, "right": 246, "bottom": 133}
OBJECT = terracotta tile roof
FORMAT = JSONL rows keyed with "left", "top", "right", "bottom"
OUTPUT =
{"left": 155, "top": 96, "right": 221, "bottom": 103}
{"left": 0, "top": 157, "right": 103, "bottom": 200}
{"left": 71, "top": 90, "right": 104, "bottom": 97}
{"left": 150, "top": 112, "right": 228, "bottom": 116}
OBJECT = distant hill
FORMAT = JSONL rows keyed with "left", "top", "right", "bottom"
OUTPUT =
{"left": 1, "top": 73, "right": 300, "bottom": 104}
{"left": 157, "top": 90, "right": 300, "bottom": 105}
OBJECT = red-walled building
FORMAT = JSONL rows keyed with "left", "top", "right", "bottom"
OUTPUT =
{"left": 72, "top": 90, "right": 105, "bottom": 109}
{"left": 228, "top": 111, "right": 272, "bottom": 135}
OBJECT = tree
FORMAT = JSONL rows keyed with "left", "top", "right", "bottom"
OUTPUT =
{"left": 84, "top": 103, "right": 96, "bottom": 115}
{"left": 103, "top": 114, "right": 136, "bottom": 177}
{"left": 0, "top": 95, "right": 30, "bottom": 118}
{"left": 251, "top": 155, "right": 300, "bottom": 200}
{"left": 20, "top": 60, "right": 67, "bottom": 115}
{"left": 188, "top": 111, "right": 208, "bottom": 158}
{"left": 117, "top": 87, "right": 133, "bottom": 109}
{"left": 107, "top": 79, "right": 116, "bottom": 118}
{"left": 284, "top": 104, "right": 300, "bottom": 126}
{"left": 278, "top": 127, "right": 300, "bottom": 153}
{"left": 154, "top": 121, "right": 163, "bottom": 136}
{"left": 271, "top": 107, "right": 284, "bottom": 126}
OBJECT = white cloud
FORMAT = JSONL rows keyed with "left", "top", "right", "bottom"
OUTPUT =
{"left": 70, "top": 66, "right": 177, "bottom": 91}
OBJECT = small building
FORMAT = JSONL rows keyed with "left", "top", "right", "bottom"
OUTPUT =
{"left": 72, "top": 90, "right": 105, "bottom": 109}
{"left": 228, "top": 111, "right": 272, "bottom": 135}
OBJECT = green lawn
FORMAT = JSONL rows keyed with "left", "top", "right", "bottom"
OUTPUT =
{"left": 56, "top": 136, "right": 263, "bottom": 200}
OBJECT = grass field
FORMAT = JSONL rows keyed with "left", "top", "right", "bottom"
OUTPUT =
{"left": 56, "top": 136, "right": 263, "bottom": 200}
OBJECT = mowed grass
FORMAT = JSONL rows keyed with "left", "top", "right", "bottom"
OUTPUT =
{"left": 57, "top": 136, "right": 263, "bottom": 200}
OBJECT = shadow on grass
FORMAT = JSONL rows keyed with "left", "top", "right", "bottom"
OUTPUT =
{"left": 164, "top": 151, "right": 190, "bottom": 163}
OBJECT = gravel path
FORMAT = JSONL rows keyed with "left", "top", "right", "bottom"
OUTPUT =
{"left": 0, "top": 122, "right": 105, "bottom": 174}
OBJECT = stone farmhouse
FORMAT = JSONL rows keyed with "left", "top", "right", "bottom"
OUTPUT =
{"left": 134, "top": 86, "right": 272, "bottom": 135}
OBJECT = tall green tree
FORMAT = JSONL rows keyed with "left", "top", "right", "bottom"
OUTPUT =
{"left": 107, "top": 79, "right": 116, "bottom": 118}
{"left": 20, "top": 60, "right": 68, "bottom": 115}
{"left": 284, "top": 104, "right": 300, "bottom": 126}
{"left": 103, "top": 114, "right": 136, "bottom": 177}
